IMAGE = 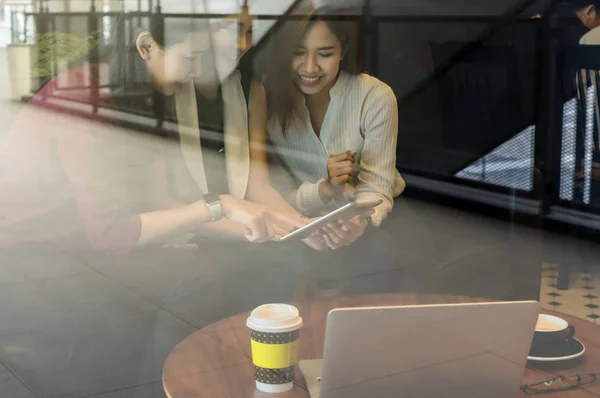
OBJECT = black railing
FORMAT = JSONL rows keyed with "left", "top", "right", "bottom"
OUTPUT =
{"left": 24, "top": 0, "right": 344, "bottom": 128}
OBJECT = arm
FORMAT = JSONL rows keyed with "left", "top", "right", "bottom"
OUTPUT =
{"left": 354, "top": 83, "right": 399, "bottom": 226}
{"left": 56, "top": 122, "right": 214, "bottom": 254}
{"left": 56, "top": 118, "right": 289, "bottom": 253}
{"left": 138, "top": 201, "right": 212, "bottom": 246}
{"left": 193, "top": 218, "right": 248, "bottom": 241}
{"left": 150, "top": 198, "right": 250, "bottom": 243}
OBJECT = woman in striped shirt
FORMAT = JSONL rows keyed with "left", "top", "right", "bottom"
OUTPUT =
{"left": 245, "top": 7, "right": 405, "bottom": 292}
{"left": 250, "top": 7, "right": 405, "bottom": 233}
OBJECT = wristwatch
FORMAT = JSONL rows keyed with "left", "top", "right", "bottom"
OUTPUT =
{"left": 204, "top": 193, "right": 222, "bottom": 222}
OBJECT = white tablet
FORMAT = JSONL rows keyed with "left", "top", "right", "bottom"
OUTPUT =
{"left": 278, "top": 199, "right": 382, "bottom": 242}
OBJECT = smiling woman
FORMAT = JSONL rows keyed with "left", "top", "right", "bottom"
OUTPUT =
{"left": 263, "top": 7, "right": 361, "bottom": 133}
{"left": 260, "top": 6, "right": 405, "bottom": 227}
{"left": 238, "top": 6, "right": 407, "bottom": 295}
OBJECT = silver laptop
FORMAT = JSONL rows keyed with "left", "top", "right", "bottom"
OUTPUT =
{"left": 299, "top": 301, "right": 539, "bottom": 398}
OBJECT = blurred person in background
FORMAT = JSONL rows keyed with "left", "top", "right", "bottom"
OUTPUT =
{"left": 0, "top": 11, "right": 308, "bottom": 258}
{"left": 569, "top": 0, "right": 600, "bottom": 40}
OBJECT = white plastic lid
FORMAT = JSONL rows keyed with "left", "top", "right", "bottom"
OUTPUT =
{"left": 246, "top": 303, "right": 303, "bottom": 333}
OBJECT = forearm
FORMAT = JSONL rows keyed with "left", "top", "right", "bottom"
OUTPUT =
{"left": 193, "top": 218, "right": 248, "bottom": 241}
{"left": 138, "top": 200, "right": 211, "bottom": 246}
{"left": 354, "top": 158, "right": 396, "bottom": 227}
{"left": 355, "top": 83, "right": 400, "bottom": 226}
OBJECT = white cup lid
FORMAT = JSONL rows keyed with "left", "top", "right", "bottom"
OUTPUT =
{"left": 247, "top": 303, "right": 303, "bottom": 333}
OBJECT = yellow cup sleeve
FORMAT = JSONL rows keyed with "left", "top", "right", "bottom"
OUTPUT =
{"left": 251, "top": 340, "right": 298, "bottom": 369}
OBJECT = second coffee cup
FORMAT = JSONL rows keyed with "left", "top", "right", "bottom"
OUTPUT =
{"left": 530, "top": 314, "right": 575, "bottom": 356}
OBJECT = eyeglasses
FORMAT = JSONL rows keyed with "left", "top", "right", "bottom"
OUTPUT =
{"left": 521, "top": 373, "right": 597, "bottom": 395}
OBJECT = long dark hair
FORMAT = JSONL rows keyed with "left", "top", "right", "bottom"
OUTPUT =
{"left": 262, "top": 7, "right": 363, "bottom": 132}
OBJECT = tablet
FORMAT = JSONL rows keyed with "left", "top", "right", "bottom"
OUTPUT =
{"left": 279, "top": 199, "right": 382, "bottom": 242}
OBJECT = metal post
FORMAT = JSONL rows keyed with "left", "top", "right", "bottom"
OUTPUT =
{"left": 151, "top": 2, "right": 164, "bottom": 130}
{"left": 34, "top": 4, "right": 49, "bottom": 95}
{"left": 137, "top": 0, "right": 141, "bottom": 26}
{"left": 88, "top": 1, "right": 100, "bottom": 113}
{"left": 362, "top": 0, "right": 377, "bottom": 75}
{"left": 240, "top": 1, "right": 252, "bottom": 51}
{"left": 10, "top": 9, "right": 16, "bottom": 44}
{"left": 116, "top": 9, "right": 126, "bottom": 88}
{"left": 23, "top": 9, "right": 28, "bottom": 43}
{"left": 535, "top": 0, "right": 562, "bottom": 215}
{"left": 48, "top": 15, "right": 56, "bottom": 81}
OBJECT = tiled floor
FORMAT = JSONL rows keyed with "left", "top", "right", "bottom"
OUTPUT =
{"left": 541, "top": 263, "right": 600, "bottom": 323}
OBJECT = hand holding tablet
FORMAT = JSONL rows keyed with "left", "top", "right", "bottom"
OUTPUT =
{"left": 278, "top": 199, "right": 382, "bottom": 243}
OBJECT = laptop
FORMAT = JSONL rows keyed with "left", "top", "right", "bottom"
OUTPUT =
{"left": 299, "top": 301, "right": 540, "bottom": 398}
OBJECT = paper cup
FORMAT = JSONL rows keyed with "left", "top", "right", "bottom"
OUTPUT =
{"left": 247, "top": 304, "right": 303, "bottom": 393}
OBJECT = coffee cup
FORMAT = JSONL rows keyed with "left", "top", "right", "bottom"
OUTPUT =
{"left": 247, "top": 304, "right": 303, "bottom": 393}
{"left": 530, "top": 314, "right": 575, "bottom": 356}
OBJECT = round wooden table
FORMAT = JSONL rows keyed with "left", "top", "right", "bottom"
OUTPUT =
{"left": 162, "top": 294, "right": 600, "bottom": 397}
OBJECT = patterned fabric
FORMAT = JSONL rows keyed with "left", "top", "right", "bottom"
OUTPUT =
{"left": 250, "top": 330, "right": 299, "bottom": 344}
{"left": 254, "top": 365, "right": 295, "bottom": 385}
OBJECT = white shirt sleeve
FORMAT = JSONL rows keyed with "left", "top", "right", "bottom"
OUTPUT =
{"left": 295, "top": 178, "right": 333, "bottom": 215}
{"left": 355, "top": 83, "right": 400, "bottom": 226}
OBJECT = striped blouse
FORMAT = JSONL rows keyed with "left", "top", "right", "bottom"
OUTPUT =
{"left": 267, "top": 71, "right": 405, "bottom": 226}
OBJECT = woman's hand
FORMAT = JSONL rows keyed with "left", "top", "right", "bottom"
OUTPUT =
{"left": 302, "top": 212, "right": 372, "bottom": 251}
{"left": 268, "top": 211, "right": 310, "bottom": 242}
{"left": 322, "top": 216, "right": 369, "bottom": 249}
{"left": 319, "top": 150, "right": 356, "bottom": 203}
{"left": 302, "top": 235, "right": 329, "bottom": 251}
{"left": 220, "top": 195, "right": 306, "bottom": 242}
